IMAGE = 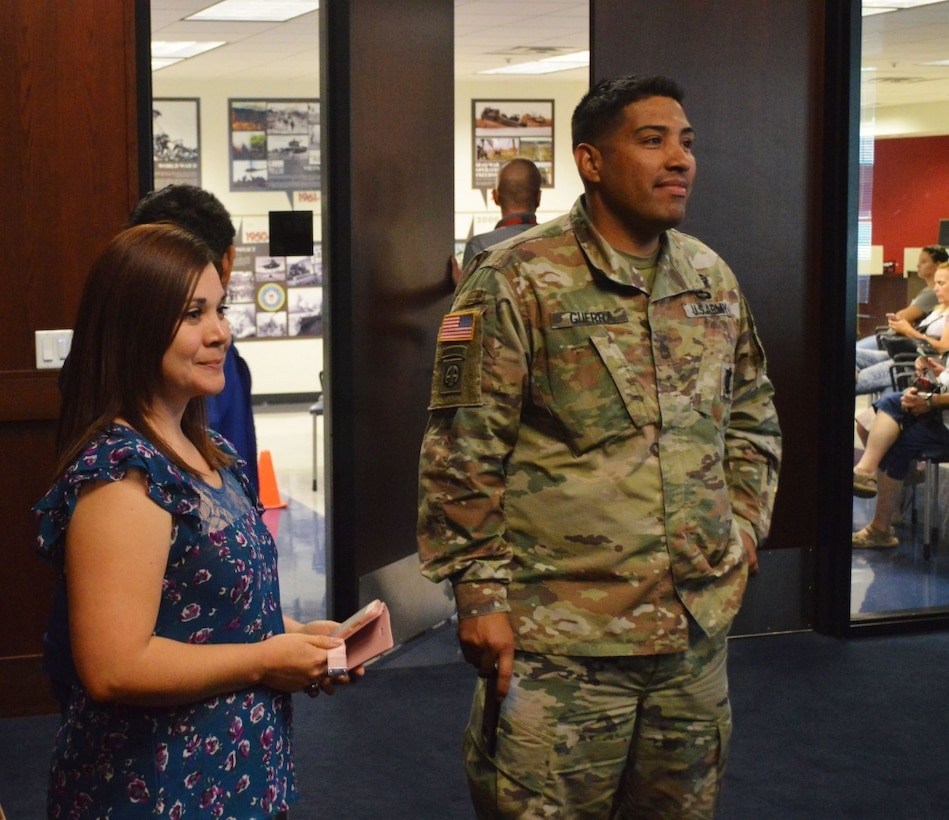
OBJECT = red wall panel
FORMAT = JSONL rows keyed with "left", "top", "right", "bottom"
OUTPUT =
{"left": 872, "top": 135, "right": 949, "bottom": 273}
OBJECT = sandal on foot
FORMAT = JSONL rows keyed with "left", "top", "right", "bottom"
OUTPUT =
{"left": 853, "top": 471, "right": 878, "bottom": 498}
{"left": 852, "top": 525, "right": 898, "bottom": 549}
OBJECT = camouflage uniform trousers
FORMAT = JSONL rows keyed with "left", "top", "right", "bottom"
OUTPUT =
{"left": 463, "top": 628, "right": 731, "bottom": 819}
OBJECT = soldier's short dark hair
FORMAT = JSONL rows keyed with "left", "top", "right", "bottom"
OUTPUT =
{"left": 127, "top": 184, "right": 236, "bottom": 260}
{"left": 572, "top": 75, "right": 686, "bottom": 149}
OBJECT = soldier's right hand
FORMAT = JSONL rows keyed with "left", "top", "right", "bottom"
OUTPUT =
{"left": 458, "top": 612, "right": 515, "bottom": 697}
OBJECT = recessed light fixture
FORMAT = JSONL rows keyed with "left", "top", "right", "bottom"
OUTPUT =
{"left": 152, "top": 41, "right": 226, "bottom": 59}
{"left": 186, "top": 0, "right": 320, "bottom": 23}
{"left": 479, "top": 50, "right": 589, "bottom": 76}
{"left": 152, "top": 57, "right": 184, "bottom": 71}
{"left": 151, "top": 41, "right": 226, "bottom": 72}
{"left": 862, "top": 0, "right": 945, "bottom": 15}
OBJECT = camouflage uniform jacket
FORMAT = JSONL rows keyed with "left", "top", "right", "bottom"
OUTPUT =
{"left": 418, "top": 197, "right": 781, "bottom": 657}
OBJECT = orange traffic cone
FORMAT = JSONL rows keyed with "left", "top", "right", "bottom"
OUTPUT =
{"left": 258, "top": 449, "right": 287, "bottom": 509}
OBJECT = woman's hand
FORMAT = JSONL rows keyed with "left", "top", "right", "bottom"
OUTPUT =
{"left": 889, "top": 316, "right": 916, "bottom": 337}
{"left": 257, "top": 631, "right": 345, "bottom": 694}
{"left": 281, "top": 618, "right": 367, "bottom": 696}
{"left": 914, "top": 356, "right": 945, "bottom": 378}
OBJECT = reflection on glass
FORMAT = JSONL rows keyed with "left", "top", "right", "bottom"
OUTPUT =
{"left": 851, "top": 2, "right": 949, "bottom": 619}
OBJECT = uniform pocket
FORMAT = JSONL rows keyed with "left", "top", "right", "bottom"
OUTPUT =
{"left": 540, "top": 327, "right": 658, "bottom": 455}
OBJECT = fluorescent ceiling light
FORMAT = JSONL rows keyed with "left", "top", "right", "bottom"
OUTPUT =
{"left": 152, "top": 57, "right": 184, "bottom": 71}
{"left": 919, "top": 59, "right": 949, "bottom": 66}
{"left": 152, "top": 41, "right": 226, "bottom": 59}
{"left": 480, "top": 50, "right": 589, "bottom": 76}
{"left": 862, "top": 0, "right": 945, "bottom": 14}
{"left": 187, "top": 0, "right": 319, "bottom": 22}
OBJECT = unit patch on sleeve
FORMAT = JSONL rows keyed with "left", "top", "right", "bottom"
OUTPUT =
{"left": 430, "top": 309, "right": 483, "bottom": 409}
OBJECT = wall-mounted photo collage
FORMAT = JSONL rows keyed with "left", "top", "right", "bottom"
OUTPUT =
{"left": 472, "top": 99, "right": 553, "bottom": 189}
{"left": 229, "top": 98, "right": 321, "bottom": 192}
{"left": 226, "top": 240, "right": 323, "bottom": 339}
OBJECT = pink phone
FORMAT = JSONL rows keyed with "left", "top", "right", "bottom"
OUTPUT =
{"left": 326, "top": 599, "right": 393, "bottom": 675}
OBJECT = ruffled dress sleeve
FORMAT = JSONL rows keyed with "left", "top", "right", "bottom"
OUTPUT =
{"left": 34, "top": 425, "right": 201, "bottom": 569}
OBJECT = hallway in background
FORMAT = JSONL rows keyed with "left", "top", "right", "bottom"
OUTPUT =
{"left": 254, "top": 402, "right": 327, "bottom": 624}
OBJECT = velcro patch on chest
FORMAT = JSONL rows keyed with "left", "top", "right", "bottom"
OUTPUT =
{"left": 683, "top": 301, "right": 739, "bottom": 319}
{"left": 550, "top": 308, "right": 629, "bottom": 329}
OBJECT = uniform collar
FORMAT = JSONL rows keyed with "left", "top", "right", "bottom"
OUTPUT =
{"left": 570, "top": 197, "right": 711, "bottom": 300}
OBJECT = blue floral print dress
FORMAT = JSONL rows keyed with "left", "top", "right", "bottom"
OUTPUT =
{"left": 34, "top": 424, "right": 297, "bottom": 818}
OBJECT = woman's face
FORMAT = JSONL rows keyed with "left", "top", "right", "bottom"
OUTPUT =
{"left": 933, "top": 268, "right": 949, "bottom": 305}
{"left": 159, "top": 264, "right": 231, "bottom": 407}
{"left": 918, "top": 251, "right": 939, "bottom": 280}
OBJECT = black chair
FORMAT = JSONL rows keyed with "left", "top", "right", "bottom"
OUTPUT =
{"left": 889, "top": 354, "right": 919, "bottom": 392}
{"left": 919, "top": 447, "right": 949, "bottom": 559}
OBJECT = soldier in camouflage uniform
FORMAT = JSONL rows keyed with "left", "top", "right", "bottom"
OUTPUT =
{"left": 417, "top": 75, "right": 781, "bottom": 819}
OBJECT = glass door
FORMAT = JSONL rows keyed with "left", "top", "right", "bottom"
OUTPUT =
{"left": 851, "top": 0, "right": 949, "bottom": 622}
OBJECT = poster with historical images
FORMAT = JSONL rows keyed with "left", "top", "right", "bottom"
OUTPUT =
{"left": 152, "top": 98, "right": 201, "bottom": 187}
{"left": 226, "top": 241, "right": 323, "bottom": 339}
{"left": 472, "top": 100, "right": 553, "bottom": 190}
{"left": 229, "top": 99, "right": 321, "bottom": 192}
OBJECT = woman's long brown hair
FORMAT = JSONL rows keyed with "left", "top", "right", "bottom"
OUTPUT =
{"left": 54, "top": 223, "right": 233, "bottom": 480}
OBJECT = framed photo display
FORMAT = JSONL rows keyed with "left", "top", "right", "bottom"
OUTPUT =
{"left": 226, "top": 239, "right": 323, "bottom": 340}
{"left": 229, "top": 99, "right": 321, "bottom": 192}
{"left": 472, "top": 99, "right": 553, "bottom": 190}
{"left": 152, "top": 98, "right": 201, "bottom": 187}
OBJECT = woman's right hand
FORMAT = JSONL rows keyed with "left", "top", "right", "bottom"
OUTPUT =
{"left": 257, "top": 631, "right": 344, "bottom": 693}
{"left": 889, "top": 316, "right": 915, "bottom": 337}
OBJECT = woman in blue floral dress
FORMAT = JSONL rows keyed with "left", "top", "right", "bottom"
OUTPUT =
{"left": 35, "top": 224, "right": 351, "bottom": 818}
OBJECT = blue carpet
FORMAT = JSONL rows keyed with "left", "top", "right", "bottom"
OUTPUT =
{"left": 2, "top": 629, "right": 948, "bottom": 818}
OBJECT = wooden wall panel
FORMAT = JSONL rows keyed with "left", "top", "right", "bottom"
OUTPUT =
{"left": 592, "top": 1, "right": 865, "bottom": 634}
{"left": 321, "top": 0, "right": 455, "bottom": 617}
{"left": 592, "top": 0, "right": 825, "bottom": 553}
{"left": 0, "top": 0, "right": 141, "bottom": 716}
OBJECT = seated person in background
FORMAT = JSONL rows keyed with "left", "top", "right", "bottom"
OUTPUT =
{"left": 852, "top": 353, "right": 949, "bottom": 548}
{"left": 856, "top": 245, "right": 946, "bottom": 352}
{"left": 128, "top": 185, "right": 259, "bottom": 492}
{"left": 855, "top": 257, "right": 949, "bottom": 395}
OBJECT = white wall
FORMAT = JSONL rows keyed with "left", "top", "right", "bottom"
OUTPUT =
{"left": 871, "top": 101, "right": 949, "bottom": 139}
{"left": 154, "top": 74, "right": 589, "bottom": 395}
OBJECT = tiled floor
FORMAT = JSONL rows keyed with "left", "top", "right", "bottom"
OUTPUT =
{"left": 850, "top": 393, "right": 949, "bottom": 616}
{"left": 254, "top": 402, "right": 327, "bottom": 624}
{"left": 851, "top": 474, "right": 949, "bottom": 616}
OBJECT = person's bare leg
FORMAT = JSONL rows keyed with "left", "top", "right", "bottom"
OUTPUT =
{"left": 868, "top": 472, "right": 904, "bottom": 535}
{"left": 854, "top": 412, "right": 900, "bottom": 477}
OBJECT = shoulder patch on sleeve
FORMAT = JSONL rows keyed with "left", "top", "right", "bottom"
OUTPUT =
{"left": 438, "top": 309, "right": 477, "bottom": 342}
{"left": 429, "top": 310, "right": 483, "bottom": 409}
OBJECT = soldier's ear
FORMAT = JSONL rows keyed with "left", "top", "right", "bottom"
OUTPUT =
{"left": 574, "top": 142, "right": 601, "bottom": 185}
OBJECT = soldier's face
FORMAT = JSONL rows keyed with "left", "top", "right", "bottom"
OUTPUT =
{"left": 583, "top": 96, "right": 696, "bottom": 244}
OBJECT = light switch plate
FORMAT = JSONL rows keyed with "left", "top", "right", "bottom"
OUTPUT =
{"left": 35, "top": 329, "right": 73, "bottom": 369}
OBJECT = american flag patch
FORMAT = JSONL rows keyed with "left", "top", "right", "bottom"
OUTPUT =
{"left": 438, "top": 310, "right": 476, "bottom": 342}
